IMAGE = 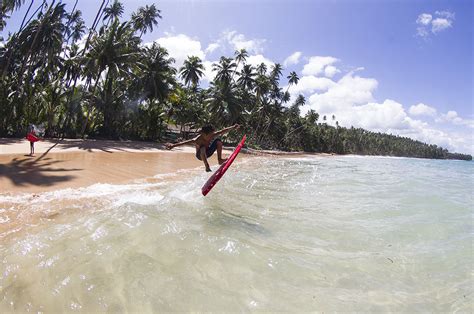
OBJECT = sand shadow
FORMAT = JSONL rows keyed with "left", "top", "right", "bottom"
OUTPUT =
{"left": 0, "top": 156, "right": 82, "bottom": 188}
{"left": 0, "top": 138, "right": 25, "bottom": 146}
{"left": 57, "top": 139, "right": 163, "bottom": 153}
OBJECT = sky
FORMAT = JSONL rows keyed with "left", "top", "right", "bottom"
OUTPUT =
{"left": 3, "top": 0, "right": 473, "bottom": 154}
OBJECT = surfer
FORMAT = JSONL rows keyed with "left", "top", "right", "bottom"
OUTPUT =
{"left": 166, "top": 124, "right": 240, "bottom": 172}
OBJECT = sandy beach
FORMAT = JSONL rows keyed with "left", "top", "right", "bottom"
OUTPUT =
{"left": 0, "top": 138, "right": 232, "bottom": 194}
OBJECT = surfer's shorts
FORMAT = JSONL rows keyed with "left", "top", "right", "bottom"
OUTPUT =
{"left": 196, "top": 138, "right": 222, "bottom": 160}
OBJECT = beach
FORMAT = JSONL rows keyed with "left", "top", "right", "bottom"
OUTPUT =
{"left": 0, "top": 138, "right": 229, "bottom": 194}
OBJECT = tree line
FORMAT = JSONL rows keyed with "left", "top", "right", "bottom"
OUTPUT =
{"left": 0, "top": 0, "right": 471, "bottom": 161}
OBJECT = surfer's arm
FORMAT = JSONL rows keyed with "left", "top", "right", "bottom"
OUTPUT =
{"left": 165, "top": 136, "right": 198, "bottom": 150}
{"left": 214, "top": 124, "right": 240, "bottom": 137}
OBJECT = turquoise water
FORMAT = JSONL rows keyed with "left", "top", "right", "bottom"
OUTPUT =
{"left": 0, "top": 155, "right": 472, "bottom": 312}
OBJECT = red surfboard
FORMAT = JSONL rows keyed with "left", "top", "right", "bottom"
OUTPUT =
{"left": 26, "top": 133, "right": 39, "bottom": 142}
{"left": 202, "top": 135, "right": 246, "bottom": 196}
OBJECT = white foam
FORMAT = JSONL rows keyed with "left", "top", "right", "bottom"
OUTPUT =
{"left": 113, "top": 191, "right": 164, "bottom": 207}
{"left": 0, "top": 182, "right": 167, "bottom": 205}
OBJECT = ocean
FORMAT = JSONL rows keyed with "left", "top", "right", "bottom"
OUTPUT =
{"left": 0, "top": 155, "right": 472, "bottom": 312}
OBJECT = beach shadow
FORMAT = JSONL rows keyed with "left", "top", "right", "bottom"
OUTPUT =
{"left": 0, "top": 156, "right": 82, "bottom": 188}
{"left": 0, "top": 138, "right": 25, "bottom": 146}
{"left": 1, "top": 137, "right": 171, "bottom": 155}
{"left": 57, "top": 139, "right": 163, "bottom": 153}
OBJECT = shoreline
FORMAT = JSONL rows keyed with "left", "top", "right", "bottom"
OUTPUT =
{"left": 0, "top": 137, "right": 341, "bottom": 195}
{"left": 2, "top": 137, "right": 466, "bottom": 196}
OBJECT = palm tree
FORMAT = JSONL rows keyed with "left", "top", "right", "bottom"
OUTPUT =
{"left": 17, "top": 0, "right": 34, "bottom": 32}
{"left": 270, "top": 63, "right": 283, "bottom": 83}
{"left": 139, "top": 43, "right": 177, "bottom": 102}
{"left": 68, "top": 12, "right": 85, "bottom": 43}
{"left": 2, "top": 0, "right": 26, "bottom": 12}
{"left": 207, "top": 80, "right": 241, "bottom": 125}
{"left": 286, "top": 71, "right": 299, "bottom": 92}
{"left": 15, "top": 2, "right": 67, "bottom": 129}
{"left": 237, "top": 64, "right": 256, "bottom": 90}
{"left": 103, "top": 0, "right": 124, "bottom": 26}
{"left": 230, "top": 48, "right": 248, "bottom": 82}
{"left": 81, "top": 0, "right": 107, "bottom": 56}
{"left": 81, "top": 19, "right": 141, "bottom": 136}
{"left": 256, "top": 62, "right": 267, "bottom": 75}
{"left": 131, "top": 4, "right": 161, "bottom": 38}
{"left": 213, "top": 56, "right": 236, "bottom": 88}
{"left": 179, "top": 56, "right": 204, "bottom": 88}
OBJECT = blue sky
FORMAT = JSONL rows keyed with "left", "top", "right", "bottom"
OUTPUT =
{"left": 3, "top": 0, "right": 473, "bottom": 154}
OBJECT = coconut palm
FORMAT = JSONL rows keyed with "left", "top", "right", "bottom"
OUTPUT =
{"left": 68, "top": 13, "right": 85, "bottom": 43}
{"left": 103, "top": 0, "right": 124, "bottom": 26}
{"left": 207, "top": 80, "right": 241, "bottom": 125}
{"left": 269, "top": 63, "right": 283, "bottom": 84}
{"left": 230, "top": 48, "right": 248, "bottom": 82}
{"left": 179, "top": 56, "right": 204, "bottom": 88}
{"left": 81, "top": 19, "right": 141, "bottom": 136}
{"left": 237, "top": 64, "right": 256, "bottom": 90}
{"left": 256, "top": 62, "right": 267, "bottom": 75}
{"left": 2, "top": 0, "right": 26, "bottom": 12}
{"left": 213, "top": 56, "right": 236, "bottom": 88}
{"left": 138, "top": 43, "right": 177, "bottom": 102}
{"left": 131, "top": 4, "right": 161, "bottom": 38}
{"left": 286, "top": 71, "right": 299, "bottom": 91}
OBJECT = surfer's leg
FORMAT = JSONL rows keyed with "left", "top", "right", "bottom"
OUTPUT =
{"left": 206, "top": 139, "right": 226, "bottom": 164}
{"left": 30, "top": 141, "right": 34, "bottom": 156}
{"left": 216, "top": 140, "right": 227, "bottom": 165}
{"left": 200, "top": 147, "right": 211, "bottom": 172}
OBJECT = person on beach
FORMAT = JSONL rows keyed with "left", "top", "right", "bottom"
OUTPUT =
{"left": 166, "top": 124, "right": 240, "bottom": 172}
{"left": 26, "top": 125, "right": 40, "bottom": 156}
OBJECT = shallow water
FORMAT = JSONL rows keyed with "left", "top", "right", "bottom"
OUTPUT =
{"left": 0, "top": 155, "right": 472, "bottom": 312}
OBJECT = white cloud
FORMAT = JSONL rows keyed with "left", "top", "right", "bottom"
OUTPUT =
{"left": 208, "top": 30, "right": 266, "bottom": 56}
{"left": 155, "top": 33, "right": 205, "bottom": 69}
{"left": 431, "top": 18, "right": 453, "bottom": 33}
{"left": 201, "top": 60, "right": 216, "bottom": 83}
{"left": 327, "top": 99, "right": 410, "bottom": 132}
{"left": 226, "top": 31, "right": 265, "bottom": 54}
{"left": 436, "top": 10, "right": 455, "bottom": 20}
{"left": 306, "top": 71, "right": 377, "bottom": 114}
{"left": 283, "top": 51, "right": 302, "bottom": 67}
{"left": 416, "top": 13, "right": 432, "bottom": 25}
{"left": 324, "top": 65, "right": 340, "bottom": 78}
{"left": 205, "top": 43, "right": 219, "bottom": 54}
{"left": 288, "top": 75, "right": 335, "bottom": 96}
{"left": 416, "top": 10, "right": 455, "bottom": 39}
{"left": 409, "top": 103, "right": 437, "bottom": 117}
{"left": 437, "top": 111, "right": 474, "bottom": 128}
{"left": 302, "top": 56, "right": 339, "bottom": 77}
{"left": 245, "top": 54, "right": 274, "bottom": 71}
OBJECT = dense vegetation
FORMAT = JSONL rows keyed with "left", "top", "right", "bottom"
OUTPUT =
{"left": 0, "top": 0, "right": 471, "bottom": 161}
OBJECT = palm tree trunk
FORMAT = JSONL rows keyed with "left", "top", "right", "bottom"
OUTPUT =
{"left": 81, "top": 71, "right": 102, "bottom": 138}
{"left": 18, "top": 0, "right": 55, "bottom": 87}
{"left": 19, "top": 0, "right": 34, "bottom": 31}
{"left": 59, "top": 0, "right": 106, "bottom": 138}
{"left": 62, "top": 0, "right": 78, "bottom": 47}
{"left": 80, "top": 0, "right": 107, "bottom": 56}
{"left": 1, "top": 0, "right": 46, "bottom": 80}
